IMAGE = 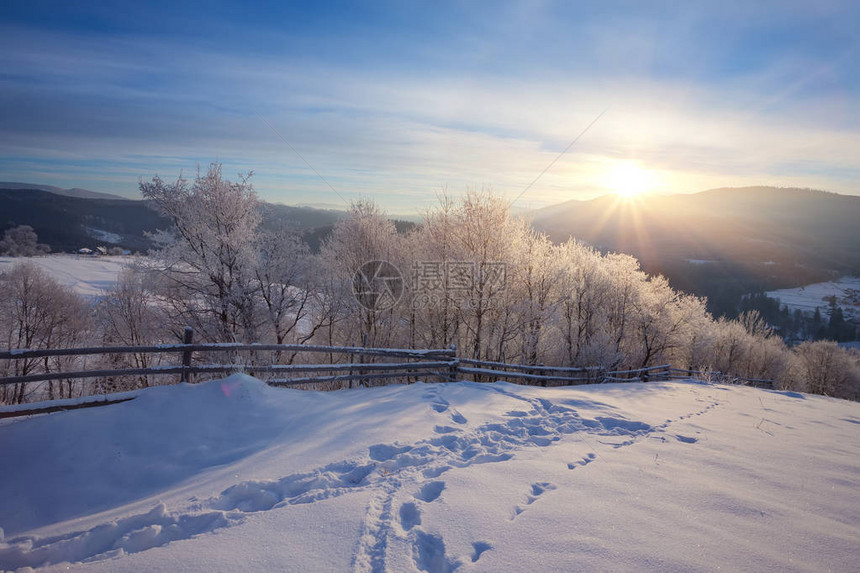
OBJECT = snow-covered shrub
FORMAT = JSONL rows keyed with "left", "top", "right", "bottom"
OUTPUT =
{"left": 93, "top": 267, "right": 171, "bottom": 391}
{"left": 0, "top": 225, "right": 50, "bottom": 257}
{"left": 789, "top": 341, "right": 860, "bottom": 399}
{"left": 0, "top": 262, "right": 91, "bottom": 403}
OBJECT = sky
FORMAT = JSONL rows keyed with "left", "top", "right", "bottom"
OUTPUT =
{"left": 1, "top": 0, "right": 858, "bottom": 213}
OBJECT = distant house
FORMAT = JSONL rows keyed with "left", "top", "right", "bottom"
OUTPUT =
{"left": 77, "top": 246, "right": 108, "bottom": 255}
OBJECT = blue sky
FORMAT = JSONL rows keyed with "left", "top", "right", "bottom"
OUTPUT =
{"left": 1, "top": 0, "right": 858, "bottom": 212}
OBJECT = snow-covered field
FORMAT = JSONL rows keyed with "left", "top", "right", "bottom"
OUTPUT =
{"left": 0, "top": 255, "right": 129, "bottom": 297}
{"left": 1, "top": 376, "right": 858, "bottom": 572}
{"left": 767, "top": 276, "right": 860, "bottom": 321}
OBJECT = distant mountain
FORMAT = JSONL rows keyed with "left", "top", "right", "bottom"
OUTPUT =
{"left": 260, "top": 202, "right": 346, "bottom": 231}
{"left": 0, "top": 188, "right": 348, "bottom": 253}
{"left": 0, "top": 182, "right": 129, "bottom": 201}
{"left": 0, "top": 189, "right": 169, "bottom": 252}
{"left": 294, "top": 201, "right": 350, "bottom": 210}
{"left": 530, "top": 187, "right": 860, "bottom": 316}
{"left": 532, "top": 187, "right": 860, "bottom": 268}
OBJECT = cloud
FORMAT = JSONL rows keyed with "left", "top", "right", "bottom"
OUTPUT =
{"left": 0, "top": 4, "right": 858, "bottom": 212}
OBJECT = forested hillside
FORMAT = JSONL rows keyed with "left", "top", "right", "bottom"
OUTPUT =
{"left": 531, "top": 187, "right": 860, "bottom": 317}
{"left": 2, "top": 167, "right": 857, "bottom": 405}
{"left": 0, "top": 188, "right": 346, "bottom": 253}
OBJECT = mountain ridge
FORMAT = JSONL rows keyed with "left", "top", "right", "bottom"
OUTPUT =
{"left": 529, "top": 186, "right": 860, "bottom": 316}
{"left": 0, "top": 188, "right": 348, "bottom": 253}
{"left": 0, "top": 181, "right": 130, "bottom": 201}
{"left": 530, "top": 186, "right": 860, "bottom": 265}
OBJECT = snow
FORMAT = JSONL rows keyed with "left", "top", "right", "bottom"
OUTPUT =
{"left": 767, "top": 276, "right": 860, "bottom": 321}
{"left": 0, "top": 390, "right": 142, "bottom": 416}
{"left": 1, "top": 376, "right": 858, "bottom": 571}
{"left": 0, "top": 255, "right": 131, "bottom": 297}
{"left": 83, "top": 227, "right": 123, "bottom": 244}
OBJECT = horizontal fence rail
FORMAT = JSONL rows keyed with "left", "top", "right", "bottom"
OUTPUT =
{"left": 457, "top": 366, "right": 597, "bottom": 385}
{"left": 0, "top": 361, "right": 459, "bottom": 387}
{"left": 458, "top": 362, "right": 672, "bottom": 386}
{"left": 0, "top": 395, "right": 137, "bottom": 419}
{"left": 667, "top": 368, "right": 775, "bottom": 389}
{"left": 457, "top": 358, "right": 601, "bottom": 373}
{"left": 0, "top": 328, "right": 774, "bottom": 417}
{"left": 0, "top": 344, "right": 454, "bottom": 362}
{"left": 269, "top": 369, "right": 456, "bottom": 387}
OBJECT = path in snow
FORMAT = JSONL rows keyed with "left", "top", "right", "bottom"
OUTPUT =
{"left": 0, "top": 382, "right": 722, "bottom": 571}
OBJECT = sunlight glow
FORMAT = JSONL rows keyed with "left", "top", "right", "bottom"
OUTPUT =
{"left": 605, "top": 161, "right": 655, "bottom": 198}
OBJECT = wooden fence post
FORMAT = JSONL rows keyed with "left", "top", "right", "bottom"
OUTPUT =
{"left": 358, "top": 332, "right": 369, "bottom": 389}
{"left": 448, "top": 344, "right": 458, "bottom": 383}
{"left": 180, "top": 326, "right": 194, "bottom": 384}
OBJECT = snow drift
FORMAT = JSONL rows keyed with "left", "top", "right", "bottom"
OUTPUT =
{"left": 1, "top": 376, "right": 858, "bottom": 572}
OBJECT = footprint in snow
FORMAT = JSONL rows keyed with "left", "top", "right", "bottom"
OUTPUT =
{"left": 434, "top": 425, "right": 459, "bottom": 434}
{"left": 568, "top": 453, "right": 596, "bottom": 470}
{"left": 397, "top": 482, "right": 489, "bottom": 572}
{"left": 412, "top": 530, "right": 459, "bottom": 573}
{"left": 424, "top": 387, "right": 467, "bottom": 424}
{"left": 415, "top": 481, "right": 445, "bottom": 503}
{"left": 398, "top": 481, "right": 444, "bottom": 532}
{"left": 511, "top": 482, "right": 556, "bottom": 520}
{"left": 369, "top": 443, "right": 412, "bottom": 462}
{"left": 399, "top": 501, "right": 421, "bottom": 531}
{"left": 471, "top": 541, "right": 493, "bottom": 563}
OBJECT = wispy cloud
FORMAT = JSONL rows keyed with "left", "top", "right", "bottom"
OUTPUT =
{"left": 1, "top": 1, "right": 858, "bottom": 211}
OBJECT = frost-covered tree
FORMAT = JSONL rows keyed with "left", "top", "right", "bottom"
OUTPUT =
{"left": 742, "top": 335, "right": 790, "bottom": 383}
{"left": 254, "top": 227, "right": 321, "bottom": 346}
{"left": 97, "top": 267, "right": 162, "bottom": 348}
{"left": 0, "top": 262, "right": 89, "bottom": 403}
{"left": 318, "top": 198, "right": 404, "bottom": 349}
{"left": 629, "top": 276, "right": 708, "bottom": 368}
{"left": 405, "top": 192, "right": 460, "bottom": 350}
{"left": 510, "top": 225, "right": 562, "bottom": 365}
{"left": 0, "top": 225, "right": 50, "bottom": 257}
{"left": 602, "top": 253, "right": 647, "bottom": 368}
{"left": 740, "top": 310, "right": 773, "bottom": 339}
{"left": 449, "top": 189, "right": 519, "bottom": 361}
{"left": 554, "top": 240, "right": 612, "bottom": 367}
{"left": 791, "top": 341, "right": 859, "bottom": 399}
{"left": 141, "top": 164, "right": 261, "bottom": 343}
{"left": 95, "top": 266, "right": 166, "bottom": 390}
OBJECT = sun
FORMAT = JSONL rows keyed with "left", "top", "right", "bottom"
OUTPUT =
{"left": 606, "top": 161, "right": 654, "bottom": 198}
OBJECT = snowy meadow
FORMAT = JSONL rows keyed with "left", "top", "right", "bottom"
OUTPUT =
{"left": 0, "top": 255, "right": 128, "bottom": 298}
{"left": 1, "top": 375, "right": 858, "bottom": 571}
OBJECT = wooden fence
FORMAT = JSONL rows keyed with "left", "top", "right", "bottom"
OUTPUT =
{"left": 0, "top": 328, "right": 774, "bottom": 417}
{"left": 457, "top": 359, "right": 673, "bottom": 386}
{"left": 666, "top": 367, "right": 775, "bottom": 389}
